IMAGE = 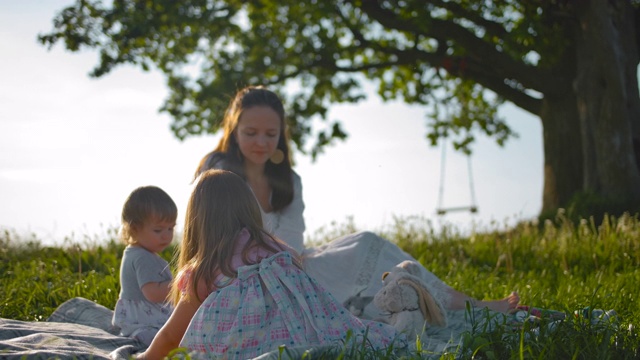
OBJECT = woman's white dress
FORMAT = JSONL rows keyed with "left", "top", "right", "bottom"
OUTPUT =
{"left": 263, "top": 174, "right": 454, "bottom": 321}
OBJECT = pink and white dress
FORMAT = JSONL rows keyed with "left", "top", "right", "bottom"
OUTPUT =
{"left": 178, "top": 229, "right": 403, "bottom": 358}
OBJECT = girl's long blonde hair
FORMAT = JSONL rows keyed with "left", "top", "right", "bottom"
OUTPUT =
{"left": 171, "top": 169, "right": 299, "bottom": 304}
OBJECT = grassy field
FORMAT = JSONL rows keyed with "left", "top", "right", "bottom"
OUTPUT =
{"left": 1, "top": 212, "right": 639, "bottom": 359}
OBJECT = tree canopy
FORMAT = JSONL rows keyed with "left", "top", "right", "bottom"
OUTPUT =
{"left": 39, "top": 0, "right": 640, "bottom": 218}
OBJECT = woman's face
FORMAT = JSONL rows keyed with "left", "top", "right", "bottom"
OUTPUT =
{"left": 235, "top": 106, "right": 282, "bottom": 167}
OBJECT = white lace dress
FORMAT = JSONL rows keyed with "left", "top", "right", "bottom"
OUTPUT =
{"left": 300, "top": 231, "right": 453, "bottom": 320}
{"left": 261, "top": 175, "right": 452, "bottom": 320}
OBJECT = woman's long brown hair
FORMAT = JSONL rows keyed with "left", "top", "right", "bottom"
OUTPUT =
{"left": 194, "top": 86, "right": 294, "bottom": 211}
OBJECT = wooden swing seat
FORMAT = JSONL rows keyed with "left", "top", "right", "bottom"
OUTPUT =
{"left": 436, "top": 205, "right": 478, "bottom": 216}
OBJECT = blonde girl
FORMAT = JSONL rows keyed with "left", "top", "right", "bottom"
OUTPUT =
{"left": 139, "top": 170, "right": 399, "bottom": 359}
{"left": 112, "top": 185, "right": 177, "bottom": 346}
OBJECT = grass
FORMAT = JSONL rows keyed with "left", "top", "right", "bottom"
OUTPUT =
{"left": 1, "top": 212, "right": 639, "bottom": 359}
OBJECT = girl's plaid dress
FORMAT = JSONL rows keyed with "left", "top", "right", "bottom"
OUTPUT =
{"left": 180, "top": 251, "right": 402, "bottom": 358}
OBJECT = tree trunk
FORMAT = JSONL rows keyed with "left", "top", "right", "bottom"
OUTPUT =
{"left": 539, "top": 9, "right": 584, "bottom": 214}
{"left": 540, "top": 91, "right": 584, "bottom": 213}
{"left": 573, "top": 0, "right": 640, "bottom": 203}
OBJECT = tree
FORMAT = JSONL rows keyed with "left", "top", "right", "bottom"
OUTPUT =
{"left": 39, "top": 0, "right": 640, "bottom": 218}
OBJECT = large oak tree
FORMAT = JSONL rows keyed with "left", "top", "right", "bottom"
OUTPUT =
{"left": 39, "top": 0, "right": 640, "bottom": 217}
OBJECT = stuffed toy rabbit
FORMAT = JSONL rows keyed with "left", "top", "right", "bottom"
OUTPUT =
{"left": 343, "top": 288, "right": 374, "bottom": 318}
{"left": 373, "top": 260, "right": 447, "bottom": 339}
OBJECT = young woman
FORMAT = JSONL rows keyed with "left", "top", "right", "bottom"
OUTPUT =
{"left": 194, "top": 85, "right": 519, "bottom": 320}
{"left": 194, "top": 85, "right": 305, "bottom": 253}
{"left": 138, "top": 170, "right": 400, "bottom": 359}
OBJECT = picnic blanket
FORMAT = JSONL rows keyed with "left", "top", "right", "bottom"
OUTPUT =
{"left": 0, "top": 297, "right": 617, "bottom": 359}
{"left": 0, "top": 297, "right": 143, "bottom": 359}
{"left": 0, "top": 298, "right": 496, "bottom": 359}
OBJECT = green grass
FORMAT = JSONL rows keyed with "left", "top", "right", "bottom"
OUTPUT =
{"left": 1, "top": 212, "right": 639, "bottom": 359}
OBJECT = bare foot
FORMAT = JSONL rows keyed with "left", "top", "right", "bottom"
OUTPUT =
{"left": 476, "top": 291, "right": 520, "bottom": 313}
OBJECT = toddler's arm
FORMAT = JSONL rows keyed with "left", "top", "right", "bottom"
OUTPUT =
{"left": 141, "top": 280, "right": 171, "bottom": 303}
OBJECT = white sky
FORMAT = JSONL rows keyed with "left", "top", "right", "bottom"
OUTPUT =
{"left": 0, "top": 1, "right": 543, "bottom": 245}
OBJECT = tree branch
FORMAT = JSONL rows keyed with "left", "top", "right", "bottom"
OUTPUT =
{"left": 355, "top": 0, "right": 561, "bottom": 98}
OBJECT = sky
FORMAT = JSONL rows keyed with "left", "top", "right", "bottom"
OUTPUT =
{"left": 0, "top": 1, "right": 544, "bottom": 246}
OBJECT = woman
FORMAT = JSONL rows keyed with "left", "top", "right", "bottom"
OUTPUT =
{"left": 194, "top": 85, "right": 305, "bottom": 254}
{"left": 194, "top": 85, "right": 519, "bottom": 320}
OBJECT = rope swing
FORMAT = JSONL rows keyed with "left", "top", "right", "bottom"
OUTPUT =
{"left": 435, "top": 138, "right": 479, "bottom": 216}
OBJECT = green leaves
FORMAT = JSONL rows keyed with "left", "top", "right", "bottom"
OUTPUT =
{"left": 39, "top": 1, "right": 569, "bottom": 156}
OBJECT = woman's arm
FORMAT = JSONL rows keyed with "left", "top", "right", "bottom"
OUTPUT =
{"left": 274, "top": 171, "right": 306, "bottom": 252}
{"left": 137, "top": 295, "right": 202, "bottom": 359}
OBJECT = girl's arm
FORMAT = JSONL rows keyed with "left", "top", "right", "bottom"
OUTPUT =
{"left": 137, "top": 295, "right": 202, "bottom": 359}
{"left": 141, "top": 280, "right": 171, "bottom": 303}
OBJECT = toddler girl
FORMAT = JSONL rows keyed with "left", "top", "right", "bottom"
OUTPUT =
{"left": 112, "top": 185, "right": 177, "bottom": 346}
{"left": 139, "top": 170, "right": 401, "bottom": 359}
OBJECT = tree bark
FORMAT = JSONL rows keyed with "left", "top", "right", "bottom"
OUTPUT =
{"left": 573, "top": 0, "right": 640, "bottom": 202}
{"left": 540, "top": 91, "right": 584, "bottom": 213}
{"left": 538, "top": 7, "right": 584, "bottom": 213}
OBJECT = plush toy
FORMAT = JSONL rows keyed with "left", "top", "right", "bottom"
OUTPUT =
{"left": 373, "top": 260, "right": 447, "bottom": 338}
{"left": 343, "top": 288, "right": 374, "bottom": 318}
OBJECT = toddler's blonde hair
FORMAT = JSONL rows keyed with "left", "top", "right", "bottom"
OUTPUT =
{"left": 120, "top": 185, "right": 178, "bottom": 245}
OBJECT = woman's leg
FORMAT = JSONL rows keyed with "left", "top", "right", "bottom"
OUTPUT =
{"left": 445, "top": 288, "right": 520, "bottom": 313}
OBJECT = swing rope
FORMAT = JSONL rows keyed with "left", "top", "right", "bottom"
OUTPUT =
{"left": 436, "top": 138, "right": 479, "bottom": 215}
